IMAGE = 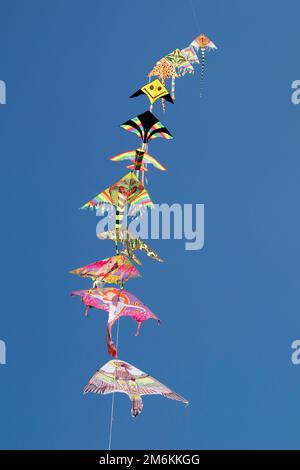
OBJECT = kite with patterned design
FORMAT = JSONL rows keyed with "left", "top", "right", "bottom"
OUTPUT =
{"left": 71, "top": 288, "right": 160, "bottom": 357}
{"left": 83, "top": 360, "right": 188, "bottom": 417}
{"left": 69, "top": 255, "right": 140, "bottom": 288}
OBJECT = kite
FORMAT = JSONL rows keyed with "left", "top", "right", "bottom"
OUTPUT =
{"left": 181, "top": 45, "right": 199, "bottom": 66}
{"left": 97, "top": 229, "right": 163, "bottom": 265}
{"left": 71, "top": 288, "right": 160, "bottom": 357}
{"left": 130, "top": 78, "right": 174, "bottom": 110}
{"left": 148, "top": 58, "right": 177, "bottom": 110}
{"left": 81, "top": 172, "right": 153, "bottom": 252}
{"left": 69, "top": 254, "right": 140, "bottom": 288}
{"left": 121, "top": 110, "right": 173, "bottom": 143}
{"left": 190, "top": 34, "right": 217, "bottom": 81}
{"left": 109, "top": 149, "right": 166, "bottom": 179}
{"left": 83, "top": 360, "right": 189, "bottom": 417}
{"left": 148, "top": 57, "right": 176, "bottom": 86}
{"left": 163, "top": 49, "right": 194, "bottom": 100}
{"left": 165, "top": 49, "right": 194, "bottom": 76}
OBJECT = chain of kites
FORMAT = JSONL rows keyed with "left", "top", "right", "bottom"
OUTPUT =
{"left": 70, "top": 33, "right": 217, "bottom": 449}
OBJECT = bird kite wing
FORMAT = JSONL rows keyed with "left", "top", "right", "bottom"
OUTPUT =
{"left": 135, "top": 374, "right": 189, "bottom": 404}
{"left": 83, "top": 368, "right": 125, "bottom": 395}
{"left": 71, "top": 288, "right": 111, "bottom": 311}
{"left": 141, "top": 153, "right": 166, "bottom": 171}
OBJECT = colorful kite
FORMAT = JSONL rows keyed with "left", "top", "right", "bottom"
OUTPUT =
{"left": 148, "top": 58, "right": 177, "bottom": 111}
{"left": 71, "top": 288, "right": 160, "bottom": 357}
{"left": 164, "top": 49, "right": 194, "bottom": 99}
{"left": 190, "top": 34, "right": 217, "bottom": 81}
{"left": 69, "top": 255, "right": 140, "bottom": 288}
{"left": 110, "top": 149, "right": 166, "bottom": 171}
{"left": 84, "top": 360, "right": 188, "bottom": 417}
{"left": 97, "top": 229, "right": 163, "bottom": 265}
{"left": 121, "top": 110, "right": 173, "bottom": 144}
{"left": 109, "top": 148, "right": 166, "bottom": 186}
{"left": 130, "top": 78, "right": 174, "bottom": 109}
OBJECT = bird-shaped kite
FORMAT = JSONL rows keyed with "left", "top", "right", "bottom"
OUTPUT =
{"left": 97, "top": 229, "right": 163, "bottom": 265}
{"left": 130, "top": 78, "right": 173, "bottom": 111}
{"left": 109, "top": 148, "right": 166, "bottom": 183}
{"left": 84, "top": 360, "right": 189, "bottom": 417}
{"left": 69, "top": 255, "right": 140, "bottom": 288}
{"left": 81, "top": 172, "right": 153, "bottom": 253}
{"left": 72, "top": 287, "right": 160, "bottom": 357}
{"left": 190, "top": 34, "right": 217, "bottom": 81}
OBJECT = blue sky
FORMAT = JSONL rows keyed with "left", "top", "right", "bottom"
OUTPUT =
{"left": 0, "top": 0, "right": 300, "bottom": 450}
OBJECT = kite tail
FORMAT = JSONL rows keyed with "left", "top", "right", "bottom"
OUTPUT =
{"left": 131, "top": 396, "right": 143, "bottom": 418}
{"left": 106, "top": 325, "right": 118, "bottom": 357}
{"left": 115, "top": 206, "right": 125, "bottom": 251}
{"left": 135, "top": 322, "right": 142, "bottom": 336}
{"left": 115, "top": 193, "right": 126, "bottom": 232}
{"left": 84, "top": 306, "right": 89, "bottom": 317}
{"left": 171, "top": 75, "right": 175, "bottom": 100}
{"left": 115, "top": 209, "right": 124, "bottom": 231}
{"left": 200, "top": 48, "right": 205, "bottom": 80}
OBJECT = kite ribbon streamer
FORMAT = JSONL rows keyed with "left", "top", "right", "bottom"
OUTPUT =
{"left": 200, "top": 48, "right": 205, "bottom": 80}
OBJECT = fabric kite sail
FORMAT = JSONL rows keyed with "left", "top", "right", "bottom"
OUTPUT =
{"left": 71, "top": 287, "right": 160, "bottom": 357}
{"left": 97, "top": 228, "right": 163, "bottom": 265}
{"left": 69, "top": 255, "right": 140, "bottom": 288}
{"left": 84, "top": 360, "right": 189, "bottom": 417}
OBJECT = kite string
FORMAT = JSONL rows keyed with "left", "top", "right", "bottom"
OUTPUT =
{"left": 108, "top": 318, "right": 120, "bottom": 451}
{"left": 189, "top": 0, "right": 201, "bottom": 31}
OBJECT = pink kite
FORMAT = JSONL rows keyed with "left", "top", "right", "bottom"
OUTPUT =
{"left": 71, "top": 287, "right": 160, "bottom": 357}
